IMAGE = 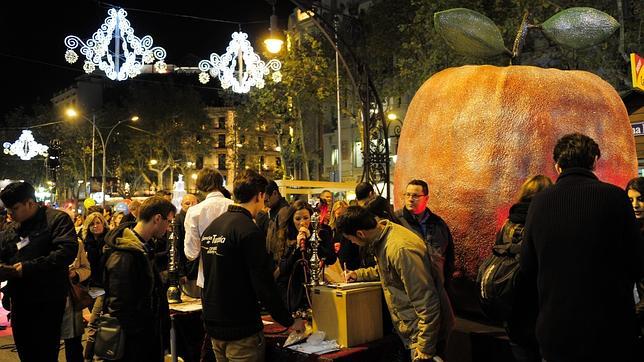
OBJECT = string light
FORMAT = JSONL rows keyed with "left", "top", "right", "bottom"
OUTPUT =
{"left": 64, "top": 8, "right": 167, "bottom": 81}
{"left": 198, "top": 31, "right": 282, "bottom": 93}
{"left": 3, "top": 130, "right": 49, "bottom": 160}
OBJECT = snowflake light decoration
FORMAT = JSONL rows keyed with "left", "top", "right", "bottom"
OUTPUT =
{"left": 64, "top": 8, "right": 167, "bottom": 81}
{"left": 198, "top": 32, "right": 282, "bottom": 93}
{"left": 3, "top": 130, "right": 49, "bottom": 161}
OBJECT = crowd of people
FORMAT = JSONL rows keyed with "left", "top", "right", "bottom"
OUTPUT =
{"left": 0, "top": 132, "right": 641, "bottom": 361}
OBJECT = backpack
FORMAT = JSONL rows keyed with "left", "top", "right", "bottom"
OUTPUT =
{"left": 476, "top": 222, "right": 524, "bottom": 321}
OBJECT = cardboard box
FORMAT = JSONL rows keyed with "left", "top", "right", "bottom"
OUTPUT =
{"left": 310, "top": 283, "right": 383, "bottom": 347}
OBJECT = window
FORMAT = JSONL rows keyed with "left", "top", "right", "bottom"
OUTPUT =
{"left": 218, "top": 134, "right": 226, "bottom": 148}
{"left": 239, "top": 155, "right": 246, "bottom": 168}
{"left": 258, "top": 136, "right": 264, "bottom": 150}
{"left": 276, "top": 157, "right": 282, "bottom": 167}
{"left": 217, "top": 116, "right": 226, "bottom": 129}
{"left": 218, "top": 154, "right": 227, "bottom": 170}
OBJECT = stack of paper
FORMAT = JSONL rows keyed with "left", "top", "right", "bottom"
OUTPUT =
{"left": 286, "top": 339, "right": 340, "bottom": 355}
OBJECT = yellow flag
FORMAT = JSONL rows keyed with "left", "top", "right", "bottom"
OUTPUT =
{"left": 632, "top": 53, "right": 644, "bottom": 91}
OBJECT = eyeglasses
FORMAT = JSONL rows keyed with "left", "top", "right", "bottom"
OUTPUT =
{"left": 403, "top": 193, "right": 426, "bottom": 200}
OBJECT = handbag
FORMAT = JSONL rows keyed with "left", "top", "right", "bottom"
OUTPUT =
{"left": 94, "top": 313, "right": 126, "bottom": 360}
{"left": 69, "top": 281, "right": 93, "bottom": 310}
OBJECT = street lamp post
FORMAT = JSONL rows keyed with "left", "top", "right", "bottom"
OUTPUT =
{"left": 266, "top": 0, "right": 391, "bottom": 199}
{"left": 66, "top": 109, "right": 138, "bottom": 208}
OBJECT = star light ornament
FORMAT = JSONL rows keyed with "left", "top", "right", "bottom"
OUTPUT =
{"left": 198, "top": 32, "right": 282, "bottom": 94}
{"left": 64, "top": 8, "right": 167, "bottom": 81}
{"left": 3, "top": 130, "right": 49, "bottom": 161}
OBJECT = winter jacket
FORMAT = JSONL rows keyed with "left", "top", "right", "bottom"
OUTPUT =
{"left": 522, "top": 167, "right": 644, "bottom": 361}
{"left": 0, "top": 206, "right": 78, "bottom": 303}
{"left": 200, "top": 205, "right": 293, "bottom": 341}
{"left": 355, "top": 220, "right": 454, "bottom": 357}
{"left": 103, "top": 225, "right": 155, "bottom": 334}
{"left": 395, "top": 207, "right": 455, "bottom": 287}
{"left": 495, "top": 201, "right": 539, "bottom": 353}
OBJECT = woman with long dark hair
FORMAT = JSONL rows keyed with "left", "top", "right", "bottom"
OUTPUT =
{"left": 270, "top": 200, "right": 336, "bottom": 312}
{"left": 499, "top": 175, "right": 552, "bottom": 362}
{"left": 626, "top": 177, "right": 644, "bottom": 340}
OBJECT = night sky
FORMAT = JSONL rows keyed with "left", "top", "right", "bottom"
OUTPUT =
{"left": 0, "top": 0, "right": 296, "bottom": 118}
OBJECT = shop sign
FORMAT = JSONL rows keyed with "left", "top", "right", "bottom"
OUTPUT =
{"left": 632, "top": 122, "right": 644, "bottom": 136}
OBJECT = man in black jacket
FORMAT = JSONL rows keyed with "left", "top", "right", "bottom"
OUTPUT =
{"left": 200, "top": 170, "right": 304, "bottom": 362}
{"left": 0, "top": 182, "right": 78, "bottom": 361}
{"left": 521, "top": 133, "right": 644, "bottom": 361}
{"left": 102, "top": 196, "right": 176, "bottom": 361}
{"left": 395, "top": 179, "right": 455, "bottom": 288}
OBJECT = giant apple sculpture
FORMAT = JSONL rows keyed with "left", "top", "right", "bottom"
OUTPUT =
{"left": 393, "top": 65, "right": 637, "bottom": 279}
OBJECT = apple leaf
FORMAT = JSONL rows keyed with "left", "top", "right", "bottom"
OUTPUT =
{"left": 541, "top": 7, "right": 619, "bottom": 50}
{"left": 434, "top": 8, "right": 509, "bottom": 58}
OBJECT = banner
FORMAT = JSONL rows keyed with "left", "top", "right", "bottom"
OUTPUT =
{"left": 631, "top": 53, "right": 644, "bottom": 91}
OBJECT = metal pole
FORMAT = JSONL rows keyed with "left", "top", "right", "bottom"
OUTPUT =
{"left": 91, "top": 115, "right": 95, "bottom": 177}
{"left": 102, "top": 120, "right": 127, "bottom": 209}
{"left": 334, "top": 16, "right": 342, "bottom": 182}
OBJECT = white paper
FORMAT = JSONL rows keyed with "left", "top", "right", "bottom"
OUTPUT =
{"left": 169, "top": 301, "right": 202, "bottom": 312}
{"left": 88, "top": 287, "right": 105, "bottom": 298}
{"left": 16, "top": 237, "right": 30, "bottom": 250}
{"left": 325, "top": 281, "right": 382, "bottom": 290}
{"left": 287, "top": 339, "right": 340, "bottom": 355}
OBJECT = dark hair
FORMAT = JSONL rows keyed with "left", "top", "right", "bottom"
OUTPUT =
{"left": 196, "top": 167, "right": 224, "bottom": 193}
{"left": 265, "top": 180, "right": 280, "bottom": 196}
{"left": 0, "top": 182, "right": 36, "bottom": 208}
{"left": 365, "top": 196, "right": 401, "bottom": 223}
{"left": 626, "top": 177, "right": 644, "bottom": 194}
{"left": 156, "top": 190, "right": 172, "bottom": 197}
{"left": 87, "top": 205, "right": 104, "bottom": 214}
{"left": 517, "top": 175, "right": 553, "bottom": 203}
{"left": 138, "top": 196, "right": 176, "bottom": 222}
{"left": 285, "top": 200, "right": 313, "bottom": 240}
{"left": 553, "top": 133, "right": 601, "bottom": 170}
{"left": 269, "top": 199, "right": 312, "bottom": 261}
{"left": 233, "top": 169, "right": 268, "bottom": 203}
{"left": 407, "top": 179, "right": 428, "bottom": 196}
{"left": 336, "top": 206, "right": 378, "bottom": 236}
{"left": 355, "top": 182, "right": 374, "bottom": 201}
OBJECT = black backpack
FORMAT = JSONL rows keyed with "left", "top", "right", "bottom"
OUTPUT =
{"left": 476, "top": 222, "right": 524, "bottom": 321}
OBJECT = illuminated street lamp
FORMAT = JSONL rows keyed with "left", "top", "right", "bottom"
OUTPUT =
{"left": 264, "top": 1, "right": 284, "bottom": 54}
{"left": 66, "top": 108, "right": 138, "bottom": 208}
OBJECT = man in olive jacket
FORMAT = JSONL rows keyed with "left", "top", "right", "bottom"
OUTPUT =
{"left": 339, "top": 206, "right": 454, "bottom": 362}
{"left": 0, "top": 182, "right": 78, "bottom": 361}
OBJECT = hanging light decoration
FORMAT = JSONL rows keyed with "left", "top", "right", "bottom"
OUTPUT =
{"left": 64, "top": 8, "right": 167, "bottom": 81}
{"left": 198, "top": 31, "right": 282, "bottom": 94}
{"left": 3, "top": 130, "right": 49, "bottom": 161}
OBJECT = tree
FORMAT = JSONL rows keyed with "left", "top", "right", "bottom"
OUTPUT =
{"left": 234, "top": 31, "right": 335, "bottom": 180}
{"left": 392, "top": 0, "right": 641, "bottom": 94}
{"left": 111, "top": 79, "right": 211, "bottom": 193}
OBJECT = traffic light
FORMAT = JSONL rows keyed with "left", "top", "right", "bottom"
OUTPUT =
{"left": 47, "top": 140, "right": 61, "bottom": 170}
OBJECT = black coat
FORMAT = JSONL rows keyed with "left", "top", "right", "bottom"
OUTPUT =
{"left": 0, "top": 206, "right": 78, "bottom": 303}
{"left": 103, "top": 223, "right": 168, "bottom": 360}
{"left": 522, "top": 168, "right": 644, "bottom": 361}
{"left": 496, "top": 201, "right": 539, "bottom": 353}
{"left": 83, "top": 232, "right": 106, "bottom": 287}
